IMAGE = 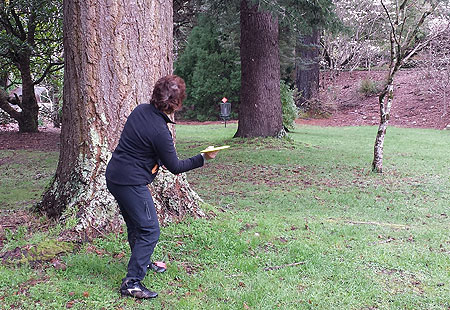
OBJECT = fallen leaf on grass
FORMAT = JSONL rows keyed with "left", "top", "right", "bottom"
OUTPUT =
{"left": 86, "top": 245, "right": 105, "bottom": 256}
{"left": 114, "top": 252, "right": 125, "bottom": 259}
{"left": 51, "top": 258, "right": 67, "bottom": 270}
{"left": 239, "top": 223, "right": 257, "bottom": 232}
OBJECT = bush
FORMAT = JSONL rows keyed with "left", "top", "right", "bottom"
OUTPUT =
{"left": 174, "top": 15, "right": 240, "bottom": 121}
{"left": 280, "top": 80, "right": 298, "bottom": 131}
{"left": 359, "top": 78, "right": 379, "bottom": 97}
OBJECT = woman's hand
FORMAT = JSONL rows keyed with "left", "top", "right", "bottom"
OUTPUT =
{"left": 204, "top": 151, "right": 219, "bottom": 160}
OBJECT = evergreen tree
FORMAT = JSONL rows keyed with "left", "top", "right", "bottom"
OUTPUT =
{"left": 175, "top": 15, "right": 240, "bottom": 121}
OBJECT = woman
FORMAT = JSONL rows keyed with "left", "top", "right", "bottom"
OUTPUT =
{"left": 105, "top": 75, "right": 218, "bottom": 299}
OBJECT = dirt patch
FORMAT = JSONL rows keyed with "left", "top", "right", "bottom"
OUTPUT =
{"left": 298, "top": 69, "right": 449, "bottom": 129}
{"left": 0, "top": 123, "right": 60, "bottom": 151}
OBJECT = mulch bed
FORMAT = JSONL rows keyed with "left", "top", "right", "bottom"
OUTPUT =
{"left": 0, "top": 124, "right": 60, "bottom": 151}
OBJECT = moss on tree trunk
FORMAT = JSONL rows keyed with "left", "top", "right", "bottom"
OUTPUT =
{"left": 38, "top": 0, "right": 203, "bottom": 239}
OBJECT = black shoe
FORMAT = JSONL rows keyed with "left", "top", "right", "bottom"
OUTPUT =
{"left": 120, "top": 280, "right": 158, "bottom": 299}
{"left": 149, "top": 262, "right": 166, "bottom": 273}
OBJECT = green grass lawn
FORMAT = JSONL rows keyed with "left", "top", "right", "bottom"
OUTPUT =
{"left": 0, "top": 124, "right": 449, "bottom": 309}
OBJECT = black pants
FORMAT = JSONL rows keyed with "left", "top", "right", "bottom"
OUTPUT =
{"left": 106, "top": 180, "right": 160, "bottom": 282}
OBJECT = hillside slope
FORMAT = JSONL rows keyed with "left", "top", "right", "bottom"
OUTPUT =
{"left": 297, "top": 69, "right": 449, "bottom": 130}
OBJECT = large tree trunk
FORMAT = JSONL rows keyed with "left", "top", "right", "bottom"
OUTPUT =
{"left": 38, "top": 0, "right": 203, "bottom": 237}
{"left": 234, "top": 0, "right": 283, "bottom": 138}
{"left": 0, "top": 57, "right": 39, "bottom": 133}
{"left": 17, "top": 56, "right": 39, "bottom": 133}
{"left": 295, "top": 28, "right": 320, "bottom": 105}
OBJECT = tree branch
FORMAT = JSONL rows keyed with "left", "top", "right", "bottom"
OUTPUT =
{"left": 33, "top": 62, "right": 64, "bottom": 85}
{"left": 381, "top": 0, "right": 400, "bottom": 46}
{"left": 403, "top": 5, "right": 436, "bottom": 50}
{"left": 0, "top": 89, "right": 21, "bottom": 120}
{"left": 399, "top": 0, "right": 409, "bottom": 10}
{"left": 10, "top": 7, "right": 26, "bottom": 41}
{"left": 402, "top": 26, "right": 446, "bottom": 64}
{"left": 27, "top": 10, "right": 37, "bottom": 47}
{"left": 398, "top": 2, "right": 408, "bottom": 41}
{"left": 0, "top": 9, "right": 21, "bottom": 38}
{"left": 10, "top": 93, "right": 23, "bottom": 109}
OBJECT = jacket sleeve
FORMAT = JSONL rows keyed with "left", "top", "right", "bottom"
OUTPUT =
{"left": 153, "top": 129, "right": 204, "bottom": 174}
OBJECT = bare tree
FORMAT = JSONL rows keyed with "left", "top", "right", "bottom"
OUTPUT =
{"left": 321, "top": 0, "right": 385, "bottom": 72}
{"left": 420, "top": 27, "right": 450, "bottom": 118}
{"left": 372, "top": 0, "right": 445, "bottom": 173}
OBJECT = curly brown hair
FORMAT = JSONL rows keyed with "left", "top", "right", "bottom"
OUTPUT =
{"left": 150, "top": 75, "right": 186, "bottom": 114}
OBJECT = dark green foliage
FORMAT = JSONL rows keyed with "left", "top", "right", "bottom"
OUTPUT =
{"left": 175, "top": 15, "right": 240, "bottom": 121}
{"left": 279, "top": 26, "right": 297, "bottom": 85}
{"left": 0, "top": 0, "right": 63, "bottom": 131}
{"left": 0, "top": 0, "right": 63, "bottom": 86}
{"left": 174, "top": 1, "right": 340, "bottom": 122}
{"left": 249, "top": 0, "right": 340, "bottom": 32}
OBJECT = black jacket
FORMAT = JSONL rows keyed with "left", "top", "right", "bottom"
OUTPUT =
{"left": 106, "top": 104, "right": 204, "bottom": 185}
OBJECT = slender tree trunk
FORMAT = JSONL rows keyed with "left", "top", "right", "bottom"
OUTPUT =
{"left": 372, "top": 82, "right": 394, "bottom": 173}
{"left": 372, "top": 29, "right": 401, "bottom": 173}
{"left": 234, "top": 0, "right": 283, "bottom": 138}
{"left": 38, "top": 0, "right": 203, "bottom": 237}
{"left": 295, "top": 28, "right": 320, "bottom": 105}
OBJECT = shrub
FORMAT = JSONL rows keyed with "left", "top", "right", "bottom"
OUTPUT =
{"left": 359, "top": 78, "right": 379, "bottom": 97}
{"left": 280, "top": 80, "right": 298, "bottom": 131}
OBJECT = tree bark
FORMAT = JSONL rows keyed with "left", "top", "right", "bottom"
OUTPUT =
{"left": 372, "top": 82, "right": 394, "bottom": 173}
{"left": 0, "top": 56, "right": 39, "bottom": 132}
{"left": 17, "top": 55, "right": 39, "bottom": 133}
{"left": 38, "top": 0, "right": 203, "bottom": 237}
{"left": 234, "top": 0, "right": 283, "bottom": 138}
{"left": 295, "top": 28, "right": 320, "bottom": 105}
{"left": 0, "top": 72, "right": 7, "bottom": 89}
